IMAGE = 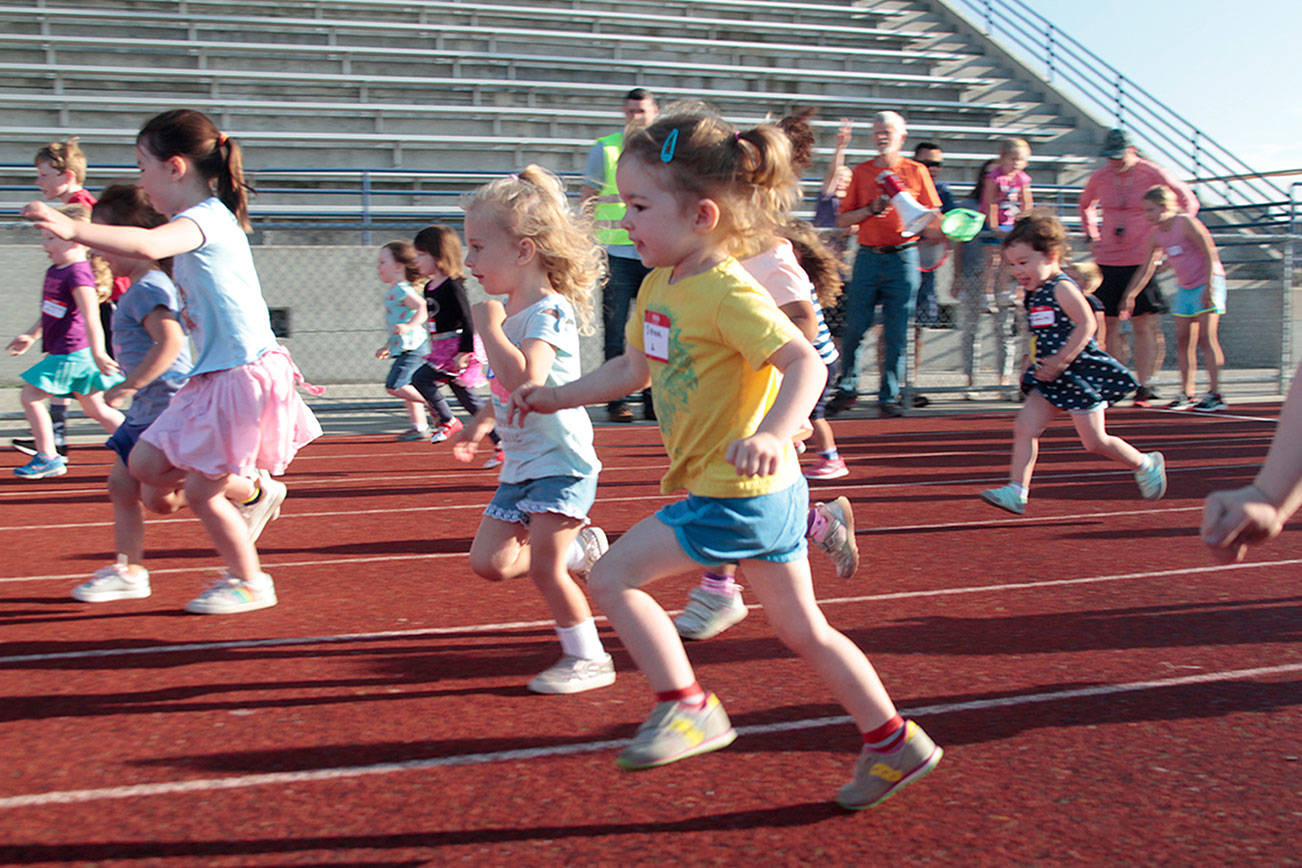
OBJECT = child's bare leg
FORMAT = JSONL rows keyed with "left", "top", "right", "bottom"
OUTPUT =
{"left": 1175, "top": 317, "right": 1195, "bottom": 397}
{"left": 588, "top": 514, "right": 703, "bottom": 692}
{"left": 107, "top": 458, "right": 146, "bottom": 565}
{"left": 129, "top": 441, "right": 190, "bottom": 497}
{"left": 743, "top": 557, "right": 897, "bottom": 731}
{"left": 810, "top": 418, "right": 836, "bottom": 453}
{"left": 1009, "top": 391, "right": 1055, "bottom": 488}
{"left": 388, "top": 384, "right": 428, "bottom": 429}
{"left": 19, "top": 384, "right": 55, "bottom": 456}
{"left": 74, "top": 391, "right": 124, "bottom": 434}
{"left": 468, "top": 515, "right": 532, "bottom": 582}
{"left": 1200, "top": 312, "right": 1224, "bottom": 393}
{"left": 186, "top": 472, "right": 263, "bottom": 579}
{"left": 524, "top": 512, "right": 591, "bottom": 628}
{"left": 1072, "top": 408, "right": 1145, "bottom": 469}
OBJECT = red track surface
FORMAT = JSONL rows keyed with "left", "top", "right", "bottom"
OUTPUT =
{"left": 0, "top": 405, "right": 1298, "bottom": 865}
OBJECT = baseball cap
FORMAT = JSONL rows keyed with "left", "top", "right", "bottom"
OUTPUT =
{"left": 1101, "top": 128, "right": 1132, "bottom": 159}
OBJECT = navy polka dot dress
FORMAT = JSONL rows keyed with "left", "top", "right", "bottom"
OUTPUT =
{"left": 1021, "top": 274, "right": 1137, "bottom": 410}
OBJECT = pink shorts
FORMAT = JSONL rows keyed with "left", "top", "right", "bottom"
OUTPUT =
{"left": 141, "top": 346, "right": 322, "bottom": 478}
{"left": 425, "top": 334, "right": 488, "bottom": 388}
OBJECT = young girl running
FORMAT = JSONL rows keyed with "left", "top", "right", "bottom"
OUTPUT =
{"left": 1123, "top": 185, "right": 1228, "bottom": 411}
{"left": 511, "top": 111, "right": 941, "bottom": 810}
{"left": 373, "top": 240, "right": 431, "bottom": 440}
{"left": 70, "top": 184, "right": 192, "bottom": 602}
{"left": 24, "top": 109, "right": 321, "bottom": 614}
{"left": 409, "top": 224, "right": 502, "bottom": 466}
{"left": 449, "top": 167, "right": 613, "bottom": 694}
{"left": 8, "top": 202, "right": 124, "bottom": 479}
{"left": 980, "top": 214, "right": 1166, "bottom": 515}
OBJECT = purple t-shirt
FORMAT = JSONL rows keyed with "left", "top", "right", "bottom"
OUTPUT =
{"left": 40, "top": 260, "right": 94, "bottom": 355}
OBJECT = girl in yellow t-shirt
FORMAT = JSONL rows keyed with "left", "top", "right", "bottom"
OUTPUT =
{"left": 510, "top": 110, "right": 941, "bottom": 811}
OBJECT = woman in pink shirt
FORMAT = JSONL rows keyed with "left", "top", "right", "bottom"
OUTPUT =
{"left": 1122, "top": 185, "right": 1227, "bottom": 412}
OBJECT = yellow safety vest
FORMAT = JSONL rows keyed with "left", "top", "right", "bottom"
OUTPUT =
{"left": 592, "top": 131, "right": 630, "bottom": 247}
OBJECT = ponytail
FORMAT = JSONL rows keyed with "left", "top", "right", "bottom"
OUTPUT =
{"left": 138, "top": 109, "right": 253, "bottom": 232}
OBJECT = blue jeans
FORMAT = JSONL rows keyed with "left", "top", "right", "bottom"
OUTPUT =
{"left": 602, "top": 254, "right": 652, "bottom": 362}
{"left": 836, "top": 245, "right": 920, "bottom": 404}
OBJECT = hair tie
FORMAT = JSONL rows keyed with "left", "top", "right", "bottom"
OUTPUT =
{"left": 660, "top": 128, "right": 679, "bottom": 163}
{"left": 733, "top": 131, "right": 741, "bottom": 141}
{"left": 508, "top": 172, "right": 520, "bottom": 181}
{"left": 216, "top": 132, "right": 229, "bottom": 147}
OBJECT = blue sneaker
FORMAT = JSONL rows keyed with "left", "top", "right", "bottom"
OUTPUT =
{"left": 14, "top": 453, "right": 67, "bottom": 479}
{"left": 1134, "top": 451, "right": 1167, "bottom": 500}
{"left": 980, "top": 484, "right": 1026, "bottom": 515}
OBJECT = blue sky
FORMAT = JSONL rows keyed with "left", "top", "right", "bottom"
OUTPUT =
{"left": 973, "top": 0, "right": 1301, "bottom": 176}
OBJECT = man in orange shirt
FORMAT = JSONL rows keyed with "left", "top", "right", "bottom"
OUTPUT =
{"left": 828, "top": 111, "right": 941, "bottom": 417}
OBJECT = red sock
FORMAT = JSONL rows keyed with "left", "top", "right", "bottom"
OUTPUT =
{"left": 863, "top": 714, "right": 906, "bottom": 751}
{"left": 656, "top": 682, "right": 705, "bottom": 707}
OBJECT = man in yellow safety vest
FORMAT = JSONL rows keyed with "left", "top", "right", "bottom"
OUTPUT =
{"left": 579, "top": 87, "right": 658, "bottom": 422}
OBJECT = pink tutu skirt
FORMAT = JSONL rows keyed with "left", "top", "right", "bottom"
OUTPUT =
{"left": 425, "top": 333, "right": 488, "bottom": 388}
{"left": 141, "top": 345, "right": 322, "bottom": 478}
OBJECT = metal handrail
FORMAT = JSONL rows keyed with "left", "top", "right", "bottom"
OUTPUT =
{"left": 941, "top": 0, "right": 1288, "bottom": 223}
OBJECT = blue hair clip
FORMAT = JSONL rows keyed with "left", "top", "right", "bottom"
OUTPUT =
{"left": 660, "top": 128, "right": 679, "bottom": 163}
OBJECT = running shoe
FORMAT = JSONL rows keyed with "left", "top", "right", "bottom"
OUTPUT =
{"left": 804, "top": 455, "right": 849, "bottom": 480}
{"left": 483, "top": 447, "right": 505, "bottom": 470}
{"left": 569, "top": 525, "right": 609, "bottom": 578}
{"left": 13, "top": 453, "right": 67, "bottom": 479}
{"left": 809, "top": 496, "right": 860, "bottom": 579}
{"left": 836, "top": 720, "right": 943, "bottom": 810}
{"left": 12, "top": 438, "right": 67, "bottom": 457}
{"left": 429, "top": 417, "right": 464, "bottom": 443}
{"left": 616, "top": 693, "right": 737, "bottom": 770}
{"left": 396, "top": 427, "right": 431, "bottom": 441}
{"left": 71, "top": 563, "right": 151, "bottom": 602}
{"left": 184, "top": 572, "right": 277, "bottom": 615}
{"left": 674, "top": 586, "right": 748, "bottom": 640}
{"left": 1134, "top": 451, "right": 1167, "bottom": 500}
{"left": 825, "top": 389, "right": 858, "bottom": 418}
{"left": 238, "top": 471, "right": 287, "bottom": 543}
{"left": 878, "top": 401, "right": 905, "bottom": 418}
{"left": 526, "top": 653, "right": 616, "bottom": 694}
{"left": 980, "top": 484, "right": 1026, "bottom": 515}
{"left": 1193, "top": 392, "right": 1228, "bottom": 412}
{"left": 1132, "top": 385, "right": 1159, "bottom": 407}
{"left": 1166, "top": 394, "right": 1194, "bottom": 410}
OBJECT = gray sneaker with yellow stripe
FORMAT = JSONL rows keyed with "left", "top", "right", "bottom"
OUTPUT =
{"left": 616, "top": 693, "right": 737, "bottom": 770}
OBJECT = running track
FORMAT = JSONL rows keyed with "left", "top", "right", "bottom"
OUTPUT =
{"left": 0, "top": 404, "right": 1297, "bottom": 865}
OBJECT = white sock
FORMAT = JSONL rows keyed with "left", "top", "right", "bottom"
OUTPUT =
{"left": 556, "top": 618, "right": 605, "bottom": 660}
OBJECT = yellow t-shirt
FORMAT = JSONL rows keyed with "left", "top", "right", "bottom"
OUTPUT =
{"left": 626, "top": 258, "right": 804, "bottom": 498}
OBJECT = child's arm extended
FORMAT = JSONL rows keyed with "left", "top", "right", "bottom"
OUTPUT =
{"left": 1202, "top": 359, "right": 1302, "bottom": 561}
{"left": 7, "top": 317, "right": 43, "bottom": 355}
{"left": 510, "top": 349, "right": 651, "bottom": 423}
{"left": 24, "top": 202, "right": 203, "bottom": 260}
{"left": 104, "top": 306, "right": 185, "bottom": 408}
{"left": 727, "top": 338, "right": 826, "bottom": 477}
{"left": 1118, "top": 236, "right": 1162, "bottom": 320}
{"left": 1033, "top": 283, "right": 1095, "bottom": 382}
{"left": 71, "top": 283, "right": 121, "bottom": 377}
{"left": 451, "top": 405, "right": 496, "bottom": 464}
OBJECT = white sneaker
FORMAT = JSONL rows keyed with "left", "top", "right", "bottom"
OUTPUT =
{"left": 237, "top": 471, "right": 287, "bottom": 542}
{"left": 526, "top": 653, "right": 616, "bottom": 694}
{"left": 184, "top": 572, "right": 278, "bottom": 615}
{"left": 71, "top": 563, "right": 151, "bottom": 602}
{"left": 569, "top": 525, "right": 609, "bottom": 577}
{"left": 810, "top": 496, "right": 860, "bottom": 579}
{"left": 674, "top": 586, "right": 748, "bottom": 640}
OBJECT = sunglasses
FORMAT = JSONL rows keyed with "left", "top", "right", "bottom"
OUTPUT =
{"left": 918, "top": 159, "right": 943, "bottom": 168}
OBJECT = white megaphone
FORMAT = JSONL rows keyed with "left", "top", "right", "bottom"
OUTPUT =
{"left": 877, "top": 170, "right": 939, "bottom": 237}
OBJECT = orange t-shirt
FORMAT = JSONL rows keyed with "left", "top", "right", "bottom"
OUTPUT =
{"left": 840, "top": 156, "right": 940, "bottom": 247}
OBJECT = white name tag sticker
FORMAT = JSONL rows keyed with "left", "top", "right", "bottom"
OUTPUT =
{"left": 41, "top": 298, "right": 68, "bottom": 319}
{"left": 644, "top": 310, "right": 670, "bottom": 362}
{"left": 1029, "top": 305, "right": 1055, "bottom": 328}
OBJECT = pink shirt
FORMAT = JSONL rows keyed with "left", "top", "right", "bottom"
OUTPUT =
{"left": 1150, "top": 217, "right": 1223, "bottom": 289}
{"left": 980, "top": 167, "right": 1031, "bottom": 229}
{"left": 1078, "top": 159, "right": 1198, "bottom": 266}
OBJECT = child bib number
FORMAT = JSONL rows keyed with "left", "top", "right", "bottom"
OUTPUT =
{"left": 1028, "top": 305, "right": 1055, "bottom": 328}
{"left": 41, "top": 298, "right": 69, "bottom": 319}
{"left": 644, "top": 311, "right": 670, "bottom": 362}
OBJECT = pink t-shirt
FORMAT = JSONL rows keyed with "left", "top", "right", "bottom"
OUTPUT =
{"left": 1079, "top": 159, "right": 1199, "bottom": 267}
{"left": 1150, "top": 217, "right": 1223, "bottom": 289}
{"left": 980, "top": 167, "right": 1031, "bottom": 229}
{"left": 739, "top": 238, "right": 811, "bottom": 308}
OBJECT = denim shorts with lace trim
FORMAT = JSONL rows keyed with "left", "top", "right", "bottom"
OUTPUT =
{"left": 484, "top": 474, "right": 597, "bottom": 525}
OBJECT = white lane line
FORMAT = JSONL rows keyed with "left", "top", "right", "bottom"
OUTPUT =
{"left": 3, "top": 557, "right": 1298, "bottom": 664}
{"left": 0, "top": 661, "right": 1294, "bottom": 810}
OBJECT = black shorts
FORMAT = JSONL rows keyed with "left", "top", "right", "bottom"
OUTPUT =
{"left": 1096, "top": 264, "right": 1167, "bottom": 318}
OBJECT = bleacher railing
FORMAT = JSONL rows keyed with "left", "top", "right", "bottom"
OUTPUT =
{"left": 941, "top": 0, "right": 1290, "bottom": 227}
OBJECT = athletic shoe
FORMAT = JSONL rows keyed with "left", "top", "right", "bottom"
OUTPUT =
{"left": 825, "top": 389, "right": 857, "bottom": 418}
{"left": 1193, "top": 392, "right": 1228, "bottom": 412}
{"left": 908, "top": 393, "right": 930, "bottom": 408}
{"left": 1134, "top": 451, "right": 1167, "bottom": 500}
{"left": 674, "top": 586, "right": 748, "bottom": 640}
{"left": 878, "top": 401, "right": 904, "bottom": 418}
{"left": 184, "top": 572, "right": 277, "bottom": 615}
{"left": 13, "top": 453, "right": 67, "bottom": 479}
{"left": 1166, "top": 394, "right": 1194, "bottom": 410}
{"left": 396, "top": 427, "right": 430, "bottom": 441}
{"left": 836, "top": 720, "right": 943, "bottom": 810}
{"left": 526, "top": 653, "right": 616, "bottom": 694}
{"left": 483, "top": 447, "right": 505, "bottom": 470}
{"left": 607, "top": 402, "right": 634, "bottom": 423}
{"left": 616, "top": 693, "right": 737, "bottom": 770}
{"left": 429, "top": 417, "right": 463, "bottom": 443}
{"left": 237, "top": 471, "right": 287, "bottom": 543}
{"left": 71, "top": 563, "right": 151, "bottom": 602}
{"left": 1132, "top": 385, "right": 1159, "bottom": 407}
{"left": 12, "top": 438, "right": 66, "bottom": 457}
{"left": 810, "top": 496, "right": 860, "bottom": 579}
{"left": 980, "top": 484, "right": 1026, "bottom": 515}
{"left": 569, "top": 525, "right": 609, "bottom": 578}
{"left": 804, "top": 455, "right": 849, "bottom": 480}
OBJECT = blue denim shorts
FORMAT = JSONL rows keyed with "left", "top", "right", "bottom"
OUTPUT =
{"left": 657, "top": 477, "right": 809, "bottom": 567}
{"left": 105, "top": 419, "right": 151, "bottom": 465}
{"left": 485, "top": 474, "right": 598, "bottom": 525}
{"left": 1172, "top": 273, "right": 1227, "bottom": 317}
{"left": 385, "top": 350, "right": 425, "bottom": 390}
